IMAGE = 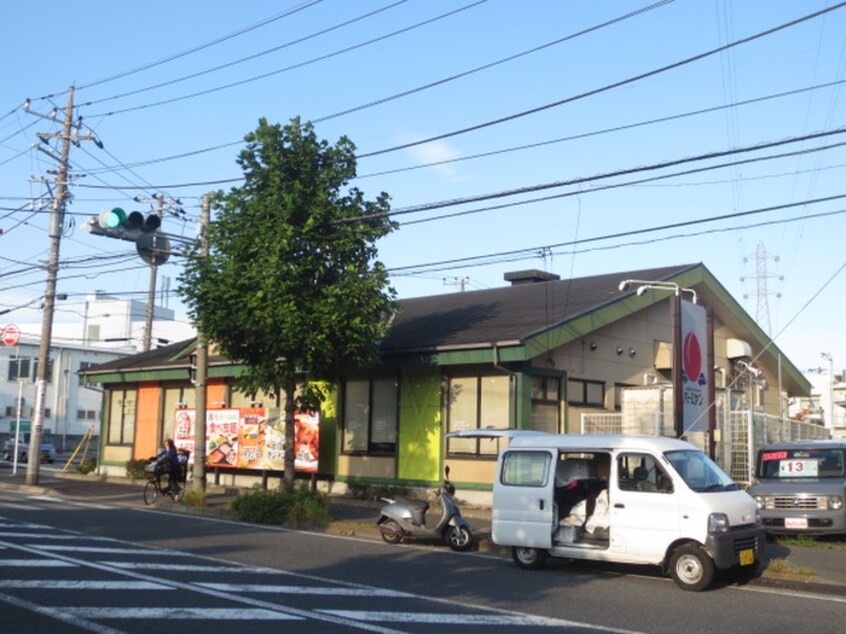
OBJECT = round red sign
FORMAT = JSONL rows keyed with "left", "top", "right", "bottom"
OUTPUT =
{"left": 2, "top": 324, "right": 20, "bottom": 346}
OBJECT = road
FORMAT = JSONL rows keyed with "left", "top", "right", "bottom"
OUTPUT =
{"left": 0, "top": 485, "right": 844, "bottom": 633}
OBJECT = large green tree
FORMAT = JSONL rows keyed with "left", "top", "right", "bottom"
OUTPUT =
{"left": 179, "top": 117, "right": 396, "bottom": 491}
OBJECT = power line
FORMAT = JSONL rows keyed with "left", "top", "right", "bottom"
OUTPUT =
{"left": 345, "top": 127, "right": 846, "bottom": 223}
{"left": 390, "top": 199, "right": 846, "bottom": 276}
{"left": 357, "top": 2, "right": 846, "bottom": 159}
{"left": 85, "top": 1, "right": 489, "bottom": 118}
{"left": 69, "top": 1, "right": 327, "bottom": 93}
{"left": 81, "top": 1, "right": 408, "bottom": 108}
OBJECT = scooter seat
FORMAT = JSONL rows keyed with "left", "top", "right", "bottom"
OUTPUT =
{"left": 395, "top": 497, "right": 429, "bottom": 512}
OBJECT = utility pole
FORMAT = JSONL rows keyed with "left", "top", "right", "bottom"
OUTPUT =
{"left": 25, "top": 86, "right": 99, "bottom": 485}
{"left": 139, "top": 194, "right": 182, "bottom": 351}
{"left": 192, "top": 194, "right": 211, "bottom": 492}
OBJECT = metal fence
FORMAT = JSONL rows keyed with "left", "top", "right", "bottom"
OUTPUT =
{"left": 580, "top": 409, "right": 831, "bottom": 487}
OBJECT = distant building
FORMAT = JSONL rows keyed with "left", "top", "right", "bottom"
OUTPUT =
{"left": 2, "top": 290, "right": 196, "bottom": 449}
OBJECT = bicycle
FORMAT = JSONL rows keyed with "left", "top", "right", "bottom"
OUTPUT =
{"left": 143, "top": 457, "right": 183, "bottom": 505}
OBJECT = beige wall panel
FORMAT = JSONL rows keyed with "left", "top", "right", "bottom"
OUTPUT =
{"left": 103, "top": 445, "right": 132, "bottom": 463}
{"left": 338, "top": 455, "right": 395, "bottom": 479}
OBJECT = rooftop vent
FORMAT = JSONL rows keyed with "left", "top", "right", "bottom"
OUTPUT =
{"left": 504, "top": 270, "right": 561, "bottom": 285}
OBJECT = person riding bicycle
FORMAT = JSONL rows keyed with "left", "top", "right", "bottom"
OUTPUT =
{"left": 153, "top": 439, "right": 181, "bottom": 494}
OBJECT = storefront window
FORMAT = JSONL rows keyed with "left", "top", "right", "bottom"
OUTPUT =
{"left": 107, "top": 387, "right": 136, "bottom": 445}
{"left": 162, "top": 386, "right": 196, "bottom": 441}
{"left": 447, "top": 374, "right": 510, "bottom": 457}
{"left": 567, "top": 378, "right": 605, "bottom": 407}
{"left": 342, "top": 378, "right": 397, "bottom": 454}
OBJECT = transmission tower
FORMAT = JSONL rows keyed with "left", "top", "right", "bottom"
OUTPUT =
{"left": 740, "top": 241, "right": 782, "bottom": 335}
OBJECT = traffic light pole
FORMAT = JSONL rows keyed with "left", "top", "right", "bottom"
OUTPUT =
{"left": 142, "top": 195, "right": 166, "bottom": 352}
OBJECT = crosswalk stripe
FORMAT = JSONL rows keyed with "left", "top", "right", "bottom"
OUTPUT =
{"left": 101, "top": 561, "right": 279, "bottom": 573}
{"left": 0, "top": 580, "right": 167, "bottom": 590}
{"left": 34, "top": 545, "right": 191, "bottom": 555}
{"left": 320, "top": 610, "right": 597, "bottom": 627}
{"left": 63, "top": 607, "right": 303, "bottom": 620}
{"left": 198, "top": 583, "right": 414, "bottom": 597}
{"left": 0, "top": 559, "right": 77, "bottom": 567}
{"left": 0, "top": 533, "right": 116, "bottom": 541}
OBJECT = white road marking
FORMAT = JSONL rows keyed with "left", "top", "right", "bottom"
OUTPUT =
{"left": 101, "top": 561, "right": 281, "bottom": 572}
{"left": 320, "top": 610, "right": 633, "bottom": 629}
{"left": 34, "top": 544, "right": 192, "bottom": 555}
{"left": 0, "top": 558, "right": 77, "bottom": 567}
{"left": 0, "top": 532, "right": 115, "bottom": 540}
{"left": 63, "top": 607, "right": 302, "bottom": 620}
{"left": 0, "top": 580, "right": 167, "bottom": 590}
{"left": 198, "top": 582, "right": 414, "bottom": 597}
{"left": 0, "top": 590, "right": 124, "bottom": 634}
{"left": 29, "top": 495, "right": 112, "bottom": 510}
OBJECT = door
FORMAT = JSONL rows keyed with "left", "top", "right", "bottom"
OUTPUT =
{"left": 610, "top": 452, "right": 679, "bottom": 563}
{"left": 492, "top": 448, "right": 557, "bottom": 548}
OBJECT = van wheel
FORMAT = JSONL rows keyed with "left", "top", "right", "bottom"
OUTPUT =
{"left": 512, "top": 546, "right": 548, "bottom": 570}
{"left": 669, "top": 544, "right": 715, "bottom": 591}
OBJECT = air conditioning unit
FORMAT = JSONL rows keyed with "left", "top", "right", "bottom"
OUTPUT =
{"left": 726, "top": 338, "right": 752, "bottom": 361}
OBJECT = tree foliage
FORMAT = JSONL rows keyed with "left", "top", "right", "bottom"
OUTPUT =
{"left": 179, "top": 117, "right": 396, "bottom": 489}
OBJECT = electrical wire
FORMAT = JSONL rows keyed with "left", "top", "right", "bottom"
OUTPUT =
{"left": 85, "top": 0, "right": 489, "bottom": 118}
{"left": 69, "top": 1, "right": 326, "bottom": 93}
{"left": 390, "top": 202, "right": 846, "bottom": 276}
{"left": 356, "top": 2, "right": 846, "bottom": 159}
{"left": 81, "top": 1, "right": 409, "bottom": 108}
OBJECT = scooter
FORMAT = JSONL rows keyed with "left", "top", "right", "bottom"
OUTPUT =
{"left": 376, "top": 466, "right": 474, "bottom": 551}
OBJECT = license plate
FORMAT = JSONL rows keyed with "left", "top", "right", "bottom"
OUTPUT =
{"left": 739, "top": 548, "right": 755, "bottom": 566}
{"left": 785, "top": 517, "right": 808, "bottom": 529}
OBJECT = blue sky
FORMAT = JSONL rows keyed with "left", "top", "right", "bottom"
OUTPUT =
{"left": 1, "top": 0, "right": 845, "bottom": 379}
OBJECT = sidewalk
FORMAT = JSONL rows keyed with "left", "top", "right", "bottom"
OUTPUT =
{"left": 1, "top": 466, "right": 845, "bottom": 595}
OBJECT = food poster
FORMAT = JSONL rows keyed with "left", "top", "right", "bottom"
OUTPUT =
{"left": 264, "top": 411, "right": 320, "bottom": 473}
{"left": 206, "top": 408, "right": 240, "bottom": 468}
{"left": 173, "top": 409, "right": 195, "bottom": 465}
{"left": 294, "top": 411, "right": 320, "bottom": 473}
{"left": 237, "top": 407, "right": 268, "bottom": 469}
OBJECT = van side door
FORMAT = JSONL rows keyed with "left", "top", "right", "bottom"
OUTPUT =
{"left": 492, "top": 448, "right": 556, "bottom": 548}
{"left": 610, "top": 452, "right": 679, "bottom": 563}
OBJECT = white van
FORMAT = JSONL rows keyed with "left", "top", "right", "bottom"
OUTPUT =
{"left": 448, "top": 431, "right": 764, "bottom": 591}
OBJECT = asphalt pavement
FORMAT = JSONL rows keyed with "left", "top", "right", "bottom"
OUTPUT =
{"left": 1, "top": 459, "right": 845, "bottom": 596}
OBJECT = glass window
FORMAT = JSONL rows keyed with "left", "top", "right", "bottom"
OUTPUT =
{"left": 32, "top": 357, "right": 54, "bottom": 383}
{"left": 756, "top": 447, "right": 845, "bottom": 480}
{"left": 447, "top": 374, "right": 510, "bottom": 457}
{"left": 501, "top": 451, "right": 551, "bottom": 487}
{"left": 568, "top": 378, "right": 605, "bottom": 407}
{"left": 8, "top": 358, "right": 30, "bottom": 381}
{"left": 342, "top": 378, "right": 397, "bottom": 454}
{"left": 107, "top": 387, "right": 136, "bottom": 445}
{"left": 531, "top": 376, "right": 561, "bottom": 433}
{"left": 618, "top": 453, "right": 675, "bottom": 493}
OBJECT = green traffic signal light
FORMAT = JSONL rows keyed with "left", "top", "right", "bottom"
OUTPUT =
{"left": 98, "top": 207, "right": 126, "bottom": 229}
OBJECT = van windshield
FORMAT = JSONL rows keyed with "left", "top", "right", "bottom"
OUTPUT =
{"left": 757, "top": 447, "right": 845, "bottom": 480}
{"left": 664, "top": 450, "right": 739, "bottom": 492}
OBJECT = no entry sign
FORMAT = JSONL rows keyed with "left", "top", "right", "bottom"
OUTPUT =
{"left": 2, "top": 324, "right": 20, "bottom": 346}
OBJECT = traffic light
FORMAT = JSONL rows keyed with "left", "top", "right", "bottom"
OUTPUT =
{"left": 85, "top": 207, "right": 161, "bottom": 241}
{"left": 83, "top": 207, "right": 170, "bottom": 265}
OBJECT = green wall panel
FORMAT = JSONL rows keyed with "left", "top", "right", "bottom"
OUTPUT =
{"left": 398, "top": 367, "right": 442, "bottom": 482}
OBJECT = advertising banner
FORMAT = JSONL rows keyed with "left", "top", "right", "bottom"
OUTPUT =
{"left": 680, "top": 299, "right": 708, "bottom": 432}
{"left": 171, "top": 407, "right": 319, "bottom": 473}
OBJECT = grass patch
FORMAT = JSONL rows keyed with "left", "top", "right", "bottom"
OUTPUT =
{"left": 75, "top": 458, "right": 97, "bottom": 475}
{"left": 182, "top": 488, "right": 207, "bottom": 507}
{"left": 230, "top": 486, "right": 331, "bottom": 526}
{"left": 125, "top": 458, "right": 148, "bottom": 481}
{"left": 763, "top": 557, "right": 815, "bottom": 580}
{"left": 774, "top": 535, "right": 846, "bottom": 551}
